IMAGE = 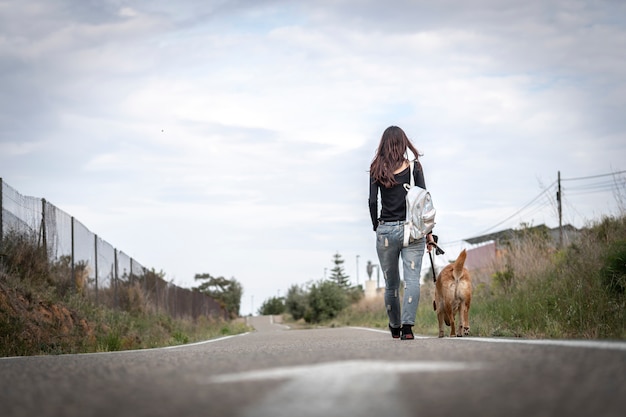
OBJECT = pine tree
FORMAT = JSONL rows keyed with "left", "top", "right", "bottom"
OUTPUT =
{"left": 329, "top": 252, "right": 350, "bottom": 288}
{"left": 193, "top": 273, "right": 243, "bottom": 319}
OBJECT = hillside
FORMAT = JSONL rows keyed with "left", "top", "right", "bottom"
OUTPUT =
{"left": 2, "top": 215, "right": 625, "bottom": 356}
{"left": 0, "top": 232, "right": 249, "bottom": 357}
{"left": 333, "top": 215, "right": 626, "bottom": 339}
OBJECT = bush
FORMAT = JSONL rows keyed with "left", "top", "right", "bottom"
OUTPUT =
{"left": 345, "top": 285, "right": 365, "bottom": 304}
{"left": 285, "top": 284, "right": 308, "bottom": 321}
{"left": 1, "top": 230, "right": 50, "bottom": 286}
{"left": 476, "top": 216, "right": 626, "bottom": 339}
{"left": 0, "top": 230, "right": 252, "bottom": 356}
{"left": 258, "top": 296, "right": 285, "bottom": 315}
{"left": 304, "top": 280, "right": 348, "bottom": 323}
{"left": 601, "top": 240, "right": 626, "bottom": 295}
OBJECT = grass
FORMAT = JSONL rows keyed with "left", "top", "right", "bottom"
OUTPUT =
{"left": 0, "top": 230, "right": 251, "bottom": 357}
{"left": 2, "top": 214, "right": 625, "bottom": 357}
{"left": 296, "top": 215, "right": 626, "bottom": 340}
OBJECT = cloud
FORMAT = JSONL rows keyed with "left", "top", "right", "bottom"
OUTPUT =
{"left": 1, "top": 0, "right": 625, "bottom": 315}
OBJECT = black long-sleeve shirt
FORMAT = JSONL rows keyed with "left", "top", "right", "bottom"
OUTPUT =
{"left": 368, "top": 161, "right": 426, "bottom": 231}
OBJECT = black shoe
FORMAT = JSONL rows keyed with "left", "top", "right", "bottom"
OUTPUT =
{"left": 401, "top": 325, "right": 414, "bottom": 340}
{"left": 389, "top": 324, "right": 401, "bottom": 339}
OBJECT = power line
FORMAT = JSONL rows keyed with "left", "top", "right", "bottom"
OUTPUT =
{"left": 562, "top": 172, "right": 626, "bottom": 197}
{"left": 565, "top": 179, "right": 626, "bottom": 192}
{"left": 472, "top": 180, "right": 557, "bottom": 237}
{"left": 568, "top": 181, "right": 624, "bottom": 191}
{"left": 562, "top": 170, "right": 626, "bottom": 182}
{"left": 446, "top": 169, "right": 624, "bottom": 248}
{"left": 475, "top": 170, "right": 625, "bottom": 237}
{"left": 566, "top": 187, "right": 624, "bottom": 196}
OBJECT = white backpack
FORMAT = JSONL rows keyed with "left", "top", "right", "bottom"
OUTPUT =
{"left": 403, "top": 161, "right": 436, "bottom": 247}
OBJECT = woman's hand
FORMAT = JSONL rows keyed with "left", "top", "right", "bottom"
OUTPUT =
{"left": 426, "top": 233, "right": 436, "bottom": 252}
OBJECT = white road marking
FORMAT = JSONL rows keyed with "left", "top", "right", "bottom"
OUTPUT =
{"left": 0, "top": 334, "right": 252, "bottom": 360}
{"left": 350, "top": 327, "right": 626, "bottom": 351}
{"left": 454, "top": 336, "right": 626, "bottom": 351}
{"left": 208, "top": 360, "right": 482, "bottom": 383}
{"left": 160, "top": 334, "right": 248, "bottom": 350}
{"left": 204, "top": 360, "right": 484, "bottom": 417}
{"left": 349, "top": 326, "right": 430, "bottom": 339}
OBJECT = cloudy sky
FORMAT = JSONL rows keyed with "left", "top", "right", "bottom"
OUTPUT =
{"left": 1, "top": 0, "right": 625, "bottom": 315}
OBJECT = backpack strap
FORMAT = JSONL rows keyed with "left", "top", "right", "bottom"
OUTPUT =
{"left": 404, "top": 160, "right": 416, "bottom": 192}
{"left": 403, "top": 160, "right": 416, "bottom": 247}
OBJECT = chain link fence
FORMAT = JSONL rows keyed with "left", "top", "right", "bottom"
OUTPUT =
{"left": 0, "top": 178, "right": 226, "bottom": 320}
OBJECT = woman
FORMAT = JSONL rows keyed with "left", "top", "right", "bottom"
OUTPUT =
{"left": 369, "top": 126, "right": 435, "bottom": 340}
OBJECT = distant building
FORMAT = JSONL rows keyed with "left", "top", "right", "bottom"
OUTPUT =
{"left": 464, "top": 241, "right": 497, "bottom": 271}
{"left": 463, "top": 224, "right": 580, "bottom": 272}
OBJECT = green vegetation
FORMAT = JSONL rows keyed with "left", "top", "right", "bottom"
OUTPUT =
{"left": 278, "top": 252, "right": 364, "bottom": 324}
{"left": 285, "top": 284, "right": 308, "bottom": 320}
{"left": 282, "top": 215, "right": 626, "bottom": 340}
{"left": 0, "top": 231, "right": 250, "bottom": 357}
{"left": 304, "top": 280, "right": 349, "bottom": 323}
{"left": 469, "top": 215, "right": 626, "bottom": 339}
{"left": 193, "top": 273, "right": 243, "bottom": 319}
{"left": 258, "top": 296, "right": 286, "bottom": 315}
{"left": 3, "top": 213, "right": 625, "bottom": 358}
{"left": 328, "top": 251, "right": 350, "bottom": 288}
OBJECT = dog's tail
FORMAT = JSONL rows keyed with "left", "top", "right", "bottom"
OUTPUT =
{"left": 453, "top": 249, "right": 467, "bottom": 282}
{"left": 453, "top": 249, "right": 467, "bottom": 302}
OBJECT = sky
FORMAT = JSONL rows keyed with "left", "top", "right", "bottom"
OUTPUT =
{"left": 1, "top": 0, "right": 625, "bottom": 316}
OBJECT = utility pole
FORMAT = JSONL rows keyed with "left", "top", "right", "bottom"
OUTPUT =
{"left": 356, "top": 255, "right": 360, "bottom": 286}
{"left": 557, "top": 171, "right": 563, "bottom": 248}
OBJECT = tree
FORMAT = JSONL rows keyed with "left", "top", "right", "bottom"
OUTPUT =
{"left": 285, "top": 284, "right": 308, "bottom": 321}
{"left": 345, "top": 284, "right": 364, "bottom": 304}
{"left": 305, "top": 279, "right": 348, "bottom": 323}
{"left": 258, "top": 296, "right": 285, "bottom": 315}
{"left": 329, "top": 252, "right": 350, "bottom": 288}
{"left": 193, "top": 273, "right": 243, "bottom": 319}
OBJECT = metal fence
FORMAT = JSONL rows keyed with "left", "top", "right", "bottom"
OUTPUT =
{"left": 0, "top": 178, "right": 226, "bottom": 320}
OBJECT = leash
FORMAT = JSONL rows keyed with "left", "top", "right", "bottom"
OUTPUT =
{"left": 427, "top": 235, "right": 445, "bottom": 282}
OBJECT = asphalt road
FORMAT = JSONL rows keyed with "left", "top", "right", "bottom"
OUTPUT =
{"left": 1, "top": 315, "right": 625, "bottom": 417}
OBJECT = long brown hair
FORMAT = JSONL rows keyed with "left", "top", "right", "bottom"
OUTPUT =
{"left": 370, "top": 126, "right": 421, "bottom": 188}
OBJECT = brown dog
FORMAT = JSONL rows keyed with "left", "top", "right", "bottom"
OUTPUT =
{"left": 433, "top": 249, "right": 472, "bottom": 337}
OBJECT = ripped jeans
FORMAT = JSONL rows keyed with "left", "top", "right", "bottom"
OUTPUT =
{"left": 376, "top": 221, "right": 425, "bottom": 327}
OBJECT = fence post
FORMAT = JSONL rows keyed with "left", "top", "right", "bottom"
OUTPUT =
{"left": 141, "top": 266, "right": 147, "bottom": 311}
{"left": 190, "top": 289, "right": 194, "bottom": 319}
{"left": 71, "top": 216, "right": 75, "bottom": 290}
{"left": 40, "top": 198, "right": 47, "bottom": 257}
{"left": 94, "top": 234, "right": 99, "bottom": 305}
{"left": 155, "top": 275, "right": 159, "bottom": 313}
{"left": 0, "top": 178, "right": 3, "bottom": 259}
{"left": 114, "top": 248, "right": 118, "bottom": 308}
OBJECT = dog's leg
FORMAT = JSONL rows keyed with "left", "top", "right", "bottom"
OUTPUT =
{"left": 449, "top": 312, "right": 456, "bottom": 337}
{"left": 443, "top": 303, "right": 454, "bottom": 337}
{"left": 437, "top": 309, "right": 445, "bottom": 338}
{"left": 456, "top": 310, "right": 463, "bottom": 337}
{"left": 461, "top": 301, "right": 470, "bottom": 336}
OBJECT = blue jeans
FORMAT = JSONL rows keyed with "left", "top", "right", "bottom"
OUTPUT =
{"left": 376, "top": 221, "right": 425, "bottom": 327}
